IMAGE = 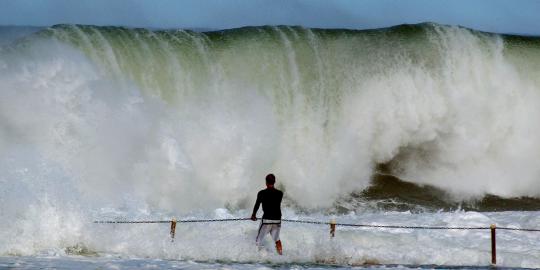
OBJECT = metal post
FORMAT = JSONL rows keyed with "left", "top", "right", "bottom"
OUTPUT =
{"left": 330, "top": 220, "right": 336, "bottom": 238}
{"left": 170, "top": 218, "right": 177, "bottom": 242}
{"left": 490, "top": 224, "right": 496, "bottom": 265}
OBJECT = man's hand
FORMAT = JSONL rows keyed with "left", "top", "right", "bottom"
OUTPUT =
{"left": 251, "top": 214, "right": 257, "bottom": 221}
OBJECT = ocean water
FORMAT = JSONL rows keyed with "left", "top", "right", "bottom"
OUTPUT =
{"left": 2, "top": 257, "right": 538, "bottom": 270}
{"left": 1, "top": 24, "right": 540, "bottom": 269}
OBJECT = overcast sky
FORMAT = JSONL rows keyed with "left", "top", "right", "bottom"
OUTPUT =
{"left": 1, "top": 0, "right": 539, "bottom": 35}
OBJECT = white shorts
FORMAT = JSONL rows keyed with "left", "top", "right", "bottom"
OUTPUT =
{"left": 256, "top": 219, "right": 281, "bottom": 246}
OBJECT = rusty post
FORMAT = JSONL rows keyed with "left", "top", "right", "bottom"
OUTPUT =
{"left": 330, "top": 220, "right": 336, "bottom": 238}
{"left": 170, "top": 218, "right": 177, "bottom": 242}
{"left": 490, "top": 224, "right": 496, "bottom": 265}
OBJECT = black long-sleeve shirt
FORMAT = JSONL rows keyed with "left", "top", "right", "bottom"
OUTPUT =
{"left": 252, "top": 187, "right": 283, "bottom": 220}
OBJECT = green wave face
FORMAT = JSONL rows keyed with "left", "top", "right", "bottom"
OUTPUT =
{"left": 37, "top": 24, "right": 467, "bottom": 101}
{"left": 39, "top": 23, "right": 540, "bottom": 114}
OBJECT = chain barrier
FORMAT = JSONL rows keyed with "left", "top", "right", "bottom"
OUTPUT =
{"left": 94, "top": 218, "right": 540, "bottom": 231}
{"left": 94, "top": 218, "right": 250, "bottom": 224}
{"left": 94, "top": 220, "right": 170, "bottom": 224}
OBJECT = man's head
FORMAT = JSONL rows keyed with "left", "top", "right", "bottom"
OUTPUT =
{"left": 265, "top": 173, "right": 276, "bottom": 187}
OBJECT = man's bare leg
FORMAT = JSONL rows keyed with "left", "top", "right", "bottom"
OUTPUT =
{"left": 275, "top": 240, "right": 282, "bottom": 255}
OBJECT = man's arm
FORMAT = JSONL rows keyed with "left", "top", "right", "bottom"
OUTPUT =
{"left": 251, "top": 192, "right": 261, "bottom": 221}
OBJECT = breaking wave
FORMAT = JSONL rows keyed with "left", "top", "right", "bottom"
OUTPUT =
{"left": 1, "top": 23, "right": 540, "bottom": 266}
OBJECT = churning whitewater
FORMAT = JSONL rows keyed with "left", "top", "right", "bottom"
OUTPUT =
{"left": 0, "top": 24, "right": 540, "bottom": 268}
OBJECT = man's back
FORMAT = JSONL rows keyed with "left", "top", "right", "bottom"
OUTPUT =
{"left": 255, "top": 187, "right": 283, "bottom": 220}
{"left": 251, "top": 173, "right": 283, "bottom": 255}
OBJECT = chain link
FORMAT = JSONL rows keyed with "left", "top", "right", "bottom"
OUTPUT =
{"left": 94, "top": 218, "right": 250, "bottom": 224}
{"left": 497, "top": 227, "right": 540, "bottom": 232}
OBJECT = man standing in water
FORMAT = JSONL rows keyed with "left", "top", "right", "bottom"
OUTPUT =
{"left": 251, "top": 173, "right": 283, "bottom": 255}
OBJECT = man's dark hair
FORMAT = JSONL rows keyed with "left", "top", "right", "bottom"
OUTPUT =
{"left": 266, "top": 173, "right": 276, "bottom": 185}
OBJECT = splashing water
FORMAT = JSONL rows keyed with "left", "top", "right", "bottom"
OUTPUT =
{"left": 1, "top": 23, "right": 540, "bottom": 268}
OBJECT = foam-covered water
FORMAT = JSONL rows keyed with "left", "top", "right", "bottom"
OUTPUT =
{"left": 2, "top": 208, "right": 540, "bottom": 268}
{"left": 1, "top": 257, "right": 537, "bottom": 270}
{"left": 6, "top": 257, "right": 535, "bottom": 270}
{"left": 1, "top": 24, "right": 540, "bottom": 268}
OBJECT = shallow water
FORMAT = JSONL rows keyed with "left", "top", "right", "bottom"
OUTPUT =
{"left": 2, "top": 210, "right": 539, "bottom": 268}
{"left": 0, "top": 256, "right": 535, "bottom": 270}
